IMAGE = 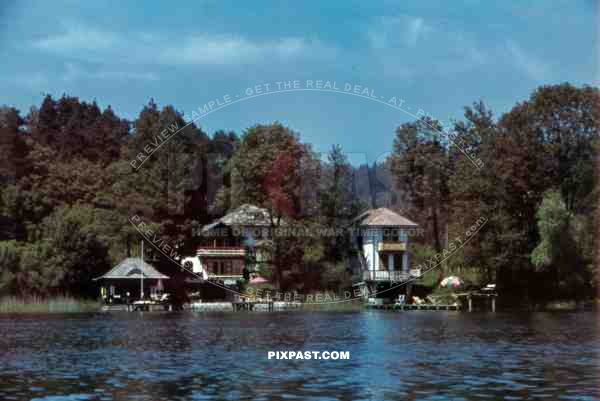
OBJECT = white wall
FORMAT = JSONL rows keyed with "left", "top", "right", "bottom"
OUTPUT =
{"left": 360, "top": 229, "right": 381, "bottom": 270}
{"left": 354, "top": 226, "right": 412, "bottom": 272}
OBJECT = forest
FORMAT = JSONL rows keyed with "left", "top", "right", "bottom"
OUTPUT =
{"left": 0, "top": 83, "right": 597, "bottom": 305}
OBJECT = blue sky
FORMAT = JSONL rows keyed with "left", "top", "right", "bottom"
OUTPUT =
{"left": 1, "top": 0, "right": 597, "bottom": 162}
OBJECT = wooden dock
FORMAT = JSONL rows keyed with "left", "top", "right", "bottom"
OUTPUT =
{"left": 455, "top": 292, "right": 497, "bottom": 312}
{"left": 232, "top": 301, "right": 274, "bottom": 311}
{"left": 366, "top": 292, "right": 498, "bottom": 312}
{"left": 366, "top": 303, "right": 461, "bottom": 311}
{"left": 100, "top": 302, "right": 172, "bottom": 312}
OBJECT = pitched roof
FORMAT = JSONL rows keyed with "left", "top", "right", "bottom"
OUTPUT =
{"left": 94, "top": 257, "right": 169, "bottom": 280}
{"left": 354, "top": 208, "right": 418, "bottom": 227}
{"left": 202, "top": 204, "right": 271, "bottom": 233}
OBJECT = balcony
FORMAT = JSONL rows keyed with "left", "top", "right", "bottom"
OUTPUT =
{"left": 206, "top": 273, "right": 242, "bottom": 285}
{"left": 207, "top": 273, "right": 244, "bottom": 279}
{"left": 362, "top": 269, "right": 421, "bottom": 283}
{"left": 197, "top": 246, "right": 246, "bottom": 257}
{"left": 377, "top": 241, "right": 407, "bottom": 252}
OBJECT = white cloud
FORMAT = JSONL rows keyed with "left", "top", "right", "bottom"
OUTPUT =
{"left": 31, "top": 24, "right": 331, "bottom": 67}
{"left": 159, "top": 35, "right": 314, "bottom": 65}
{"left": 21, "top": 24, "right": 335, "bottom": 92}
{"left": 366, "top": 16, "right": 488, "bottom": 78}
{"left": 506, "top": 41, "right": 551, "bottom": 81}
{"left": 368, "top": 16, "right": 431, "bottom": 49}
{"left": 405, "top": 17, "right": 427, "bottom": 47}
{"left": 62, "top": 63, "right": 158, "bottom": 82}
{"left": 33, "top": 25, "right": 118, "bottom": 52}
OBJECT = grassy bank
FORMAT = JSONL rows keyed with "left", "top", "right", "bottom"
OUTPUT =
{"left": 0, "top": 296, "right": 101, "bottom": 313}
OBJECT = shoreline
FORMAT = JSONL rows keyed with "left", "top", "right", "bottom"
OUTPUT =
{"left": 0, "top": 297, "right": 596, "bottom": 314}
{"left": 0, "top": 296, "right": 101, "bottom": 314}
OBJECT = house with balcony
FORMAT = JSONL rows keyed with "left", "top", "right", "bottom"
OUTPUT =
{"left": 351, "top": 207, "right": 421, "bottom": 303}
{"left": 183, "top": 204, "right": 272, "bottom": 291}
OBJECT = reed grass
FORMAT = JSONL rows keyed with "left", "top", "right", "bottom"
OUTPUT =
{"left": 0, "top": 296, "right": 101, "bottom": 313}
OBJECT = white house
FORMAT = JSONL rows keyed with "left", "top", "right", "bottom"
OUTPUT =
{"left": 183, "top": 204, "right": 272, "bottom": 285}
{"left": 352, "top": 207, "right": 421, "bottom": 284}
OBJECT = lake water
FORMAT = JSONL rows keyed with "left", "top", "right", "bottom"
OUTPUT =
{"left": 0, "top": 311, "right": 598, "bottom": 401}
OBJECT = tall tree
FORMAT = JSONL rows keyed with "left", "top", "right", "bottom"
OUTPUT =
{"left": 319, "top": 145, "right": 363, "bottom": 261}
{"left": 447, "top": 102, "right": 498, "bottom": 282}
{"left": 391, "top": 116, "right": 450, "bottom": 253}
{"left": 29, "top": 95, "right": 129, "bottom": 163}
{"left": 217, "top": 122, "right": 318, "bottom": 289}
{"left": 530, "top": 190, "right": 590, "bottom": 300}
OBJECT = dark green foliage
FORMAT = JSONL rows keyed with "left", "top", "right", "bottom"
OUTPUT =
{"left": 31, "top": 95, "right": 129, "bottom": 164}
{"left": 215, "top": 123, "right": 321, "bottom": 290}
{"left": 391, "top": 116, "right": 450, "bottom": 254}
{"left": 0, "top": 83, "right": 596, "bottom": 302}
{"left": 319, "top": 145, "right": 364, "bottom": 262}
{"left": 0, "top": 96, "right": 232, "bottom": 297}
{"left": 394, "top": 84, "right": 598, "bottom": 303}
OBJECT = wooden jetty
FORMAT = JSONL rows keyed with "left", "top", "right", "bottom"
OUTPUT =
{"left": 366, "top": 303, "right": 461, "bottom": 311}
{"left": 101, "top": 302, "right": 172, "bottom": 312}
{"left": 232, "top": 300, "right": 274, "bottom": 312}
{"left": 366, "top": 291, "right": 498, "bottom": 312}
{"left": 455, "top": 292, "right": 498, "bottom": 312}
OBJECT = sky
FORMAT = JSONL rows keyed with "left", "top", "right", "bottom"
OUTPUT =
{"left": 0, "top": 0, "right": 598, "bottom": 162}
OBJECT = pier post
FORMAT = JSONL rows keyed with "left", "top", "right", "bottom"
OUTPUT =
{"left": 468, "top": 296, "right": 472, "bottom": 312}
{"left": 491, "top": 296, "right": 496, "bottom": 313}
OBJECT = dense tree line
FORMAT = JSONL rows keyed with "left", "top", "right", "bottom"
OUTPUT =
{"left": 0, "top": 83, "right": 597, "bottom": 304}
{"left": 0, "top": 95, "right": 360, "bottom": 297}
{"left": 392, "top": 84, "right": 598, "bottom": 304}
{"left": 0, "top": 95, "right": 226, "bottom": 296}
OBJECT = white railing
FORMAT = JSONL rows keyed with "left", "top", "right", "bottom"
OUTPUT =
{"left": 362, "top": 270, "right": 421, "bottom": 282}
{"left": 206, "top": 273, "right": 243, "bottom": 279}
{"left": 197, "top": 247, "right": 246, "bottom": 257}
{"left": 362, "top": 270, "right": 408, "bottom": 282}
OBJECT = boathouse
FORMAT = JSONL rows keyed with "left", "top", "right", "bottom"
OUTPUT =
{"left": 94, "top": 257, "right": 169, "bottom": 303}
{"left": 351, "top": 208, "right": 422, "bottom": 303}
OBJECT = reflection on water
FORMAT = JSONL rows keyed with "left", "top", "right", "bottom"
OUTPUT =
{"left": 0, "top": 311, "right": 598, "bottom": 400}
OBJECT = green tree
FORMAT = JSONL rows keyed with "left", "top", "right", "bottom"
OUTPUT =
{"left": 493, "top": 84, "right": 598, "bottom": 300}
{"left": 447, "top": 102, "right": 498, "bottom": 284}
{"left": 319, "top": 145, "right": 363, "bottom": 262}
{"left": 391, "top": 116, "right": 450, "bottom": 253}
{"left": 36, "top": 206, "right": 110, "bottom": 296}
{"left": 217, "top": 123, "right": 318, "bottom": 290}
{"left": 0, "top": 241, "right": 20, "bottom": 295}
{"left": 531, "top": 190, "right": 590, "bottom": 300}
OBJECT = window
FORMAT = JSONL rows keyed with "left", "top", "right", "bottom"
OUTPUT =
{"left": 233, "top": 261, "right": 243, "bottom": 275}
{"left": 209, "top": 261, "right": 218, "bottom": 274}
{"left": 380, "top": 255, "right": 388, "bottom": 271}
{"left": 394, "top": 253, "right": 403, "bottom": 271}
{"left": 383, "top": 227, "right": 397, "bottom": 242}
